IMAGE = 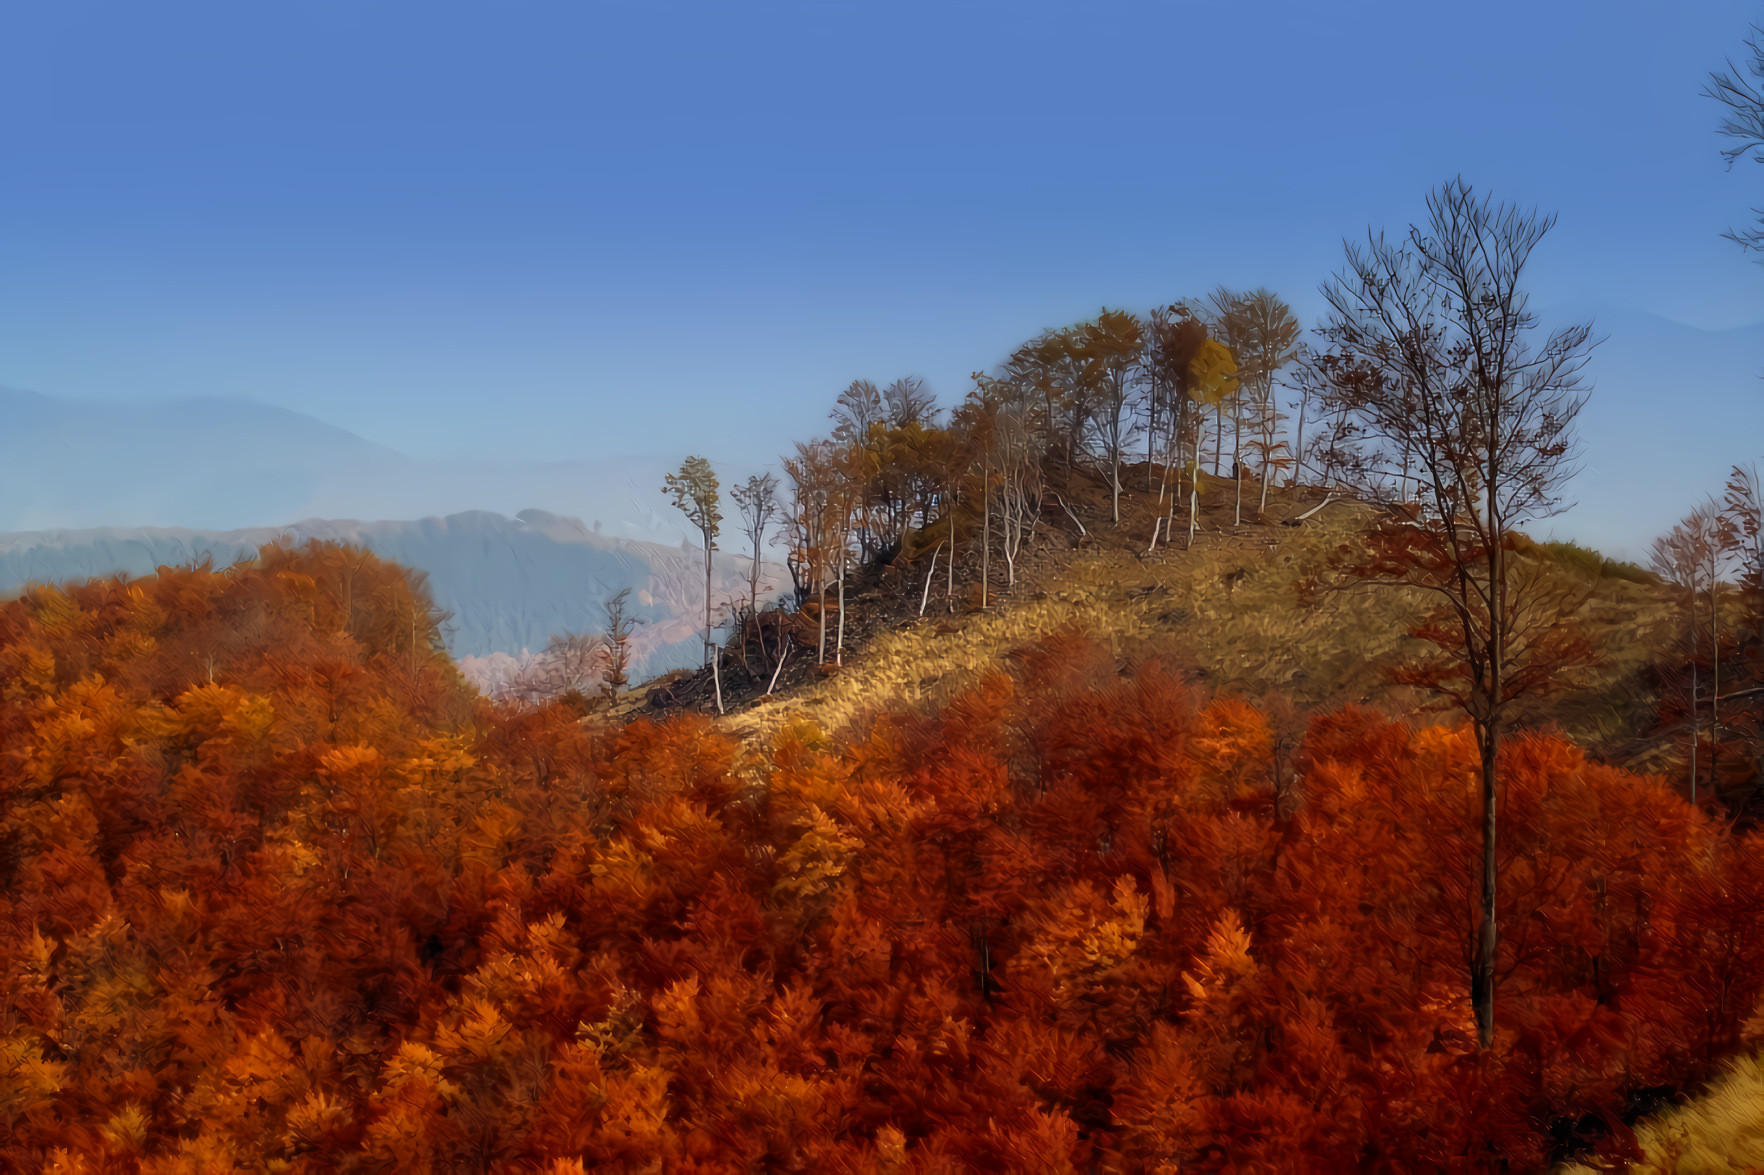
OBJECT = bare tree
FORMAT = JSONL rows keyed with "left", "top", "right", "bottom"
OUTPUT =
{"left": 1311, "top": 177, "right": 1599, "bottom": 1049}
{"left": 827, "top": 442, "right": 862, "bottom": 665}
{"left": 830, "top": 379, "right": 886, "bottom": 561}
{"left": 1140, "top": 303, "right": 1207, "bottom": 492}
{"left": 782, "top": 439, "right": 840, "bottom": 665}
{"left": 1204, "top": 289, "right": 1252, "bottom": 512}
{"left": 1011, "top": 327, "right": 1104, "bottom": 475}
{"left": 730, "top": 471, "right": 782, "bottom": 662}
{"left": 1721, "top": 464, "right": 1764, "bottom": 787}
{"left": 1235, "top": 289, "right": 1303, "bottom": 515}
{"left": 1725, "top": 463, "right": 1764, "bottom": 649}
{"left": 883, "top": 375, "right": 939, "bottom": 430}
{"left": 967, "top": 371, "right": 1048, "bottom": 589}
{"left": 1706, "top": 21, "right": 1764, "bottom": 251}
{"left": 1653, "top": 502, "right": 1731, "bottom": 803}
{"left": 662, "top": 455, "right": 725, "bottom": 714}
{"left": 601, "top": 586, "right": 643, "bottom": 702}
{"left": 547, "top": 630, "right": 611, "bottom": 698}
{"left": 1202, "top": 289, "right": 1298, "bottom": 523}
{"left": 1078, "top": 308, "right": 1145, "bottom": 523}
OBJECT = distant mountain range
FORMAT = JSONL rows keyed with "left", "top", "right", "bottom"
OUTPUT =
{"left": 1, "top": 300, "right": 1755, "bottom": 606}
{"left": 0, "top": 509, "right": 792, "bottom": 694}
{"left": 0, "top": 384, "right": 764, "bottom": 549}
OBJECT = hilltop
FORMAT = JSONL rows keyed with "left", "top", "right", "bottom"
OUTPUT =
{"left": 628, "top": 457, "right": 1686, "bottom": 802}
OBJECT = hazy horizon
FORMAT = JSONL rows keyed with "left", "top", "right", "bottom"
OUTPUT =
{"left": 4, "top": 1, "right": 1763, "bottom": 563}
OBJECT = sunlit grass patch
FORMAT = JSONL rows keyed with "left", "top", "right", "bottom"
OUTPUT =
{"left": 1557, "top": 1048, "right": 1764, "bottom": 1174}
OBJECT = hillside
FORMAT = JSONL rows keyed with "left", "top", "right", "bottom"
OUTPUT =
{"left": 1, "top": 462, "right": 1758, "bottom": 1171}
{"left": 638, "top": 458, "right": 1684, "bottom": 793}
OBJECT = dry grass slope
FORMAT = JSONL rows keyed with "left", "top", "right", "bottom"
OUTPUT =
{"left": 719, "top": 499, "right": 1683, "bottom": 777}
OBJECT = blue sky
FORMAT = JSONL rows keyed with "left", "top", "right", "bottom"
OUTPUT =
{"left": 2, "top": 1, "right": 1762, "bottom": 558}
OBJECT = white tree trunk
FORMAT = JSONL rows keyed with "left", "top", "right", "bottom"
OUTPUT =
{"left": 921, "top": 541, "right": 943, "bottom": 617}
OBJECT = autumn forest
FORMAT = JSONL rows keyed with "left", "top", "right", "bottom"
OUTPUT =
{"left": 9, "top": 174, "right": 1764, "bottom": 1172}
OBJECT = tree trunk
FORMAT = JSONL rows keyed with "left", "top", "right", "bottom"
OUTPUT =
{"left": 1111, "top": 384, "right": 1122, "bottom": 523}
{"left": 1146, "top": 390, "right": 1157, "bottom": 492}
{"left": 1690, "top": 589, "right": 1699, "bottom": 804}
{"left": 981, "top": 461, "right": 991, "bottom": 609}
{"left": 750, "top": 543, "right": 766, "bottom": 670}
{"left": 1293, "top": 388, "right": 1309, "bottom": 487}
{"left": 1112, "top": 441, "right": 1121, "bottom": 523}
{"left": 835, "top": 539, "right": 847, "bottom": 666}
{"left": 817, "top": 544, "right": 827, "bottom": 666}
{"left": 1258, "top": 376, "right": 1276, "bottom": 514}
{"left": 710, "top": 641, "right": 724, "bottom": 713}
{"left": 1188, "top": 422, "right": 1205, "bottom": 549}
{"left": 1692, "top": 661, "right": 1701, "bottom": 805}
{"left": 1472, "top": 715, "right": 1500, "bottom": 1050}
{"left": 705, "top": 538, "right": 723, "bottom": 714}
{"left": 921, "top": 541, "right": 943, "bottom": 617}
{"left": 1233, "top": 400, "right": 1243, "bottom": 527}
{"left": 947, "top": 501, "right": 956, "bottom": 613}
{"left": 1712, "top": 578, "right": 1721, "bottom": 795}
{"left": 704, "top": 540, "right": 714, "bottom": 670}
{"left": 1473, "top": 485, "right": 1507, "bottom": 1052}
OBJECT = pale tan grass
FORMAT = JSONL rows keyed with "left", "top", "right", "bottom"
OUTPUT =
{"left": 1556, "top": 1049, "right": 1764, "bottom": 1173}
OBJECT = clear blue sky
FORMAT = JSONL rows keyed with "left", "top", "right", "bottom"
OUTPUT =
{"left": 3, "top": 1, "right": 1762, "bottom": 557}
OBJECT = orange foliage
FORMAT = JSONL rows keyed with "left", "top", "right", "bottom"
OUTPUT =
{"left": 0, "top": 550, "right": 1757, "bottom": 1169}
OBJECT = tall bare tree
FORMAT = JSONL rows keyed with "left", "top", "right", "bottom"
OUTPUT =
{"left": 1311, "top": 177, "right": 1599, "bottom": 1049}
{"left": 1204, "top": 289, "right": 1252, "bottom": 507}
{"left": 966, "top": 371, "right": 1048, "bottom": 588}
{"left": 1721, "top": 463, "right": 1764, "bottom": 787}
{"left": 1142, "top": 303, "right": 1209, "bottom": 494}
{"left": 1204, "top": 288, "right": 1297, "bottom": 523}
{"left": 1233, "top": 289, "right": 1303, "bottom": 515}
{"left": 730, "top": 472, "right": 782, "bottom": 619}
{"left": 1653, "top": 501, "right": 1734, "bottom": 803}
{"left": 730, "top": 470, "right": 783, "bottom": 671}
{"left": 827, "top": 441, "right": 862, "bottom": 665}
{"left": 1725, "top": 463, "right": 1764, "bottom": 648}
{"left": 1078, "top": 308, "right": 1145, "bottom": 523}
{"left": 1706, "top": 21, "right": 1764, "bottom": 252}
{"left": 782, "top": 439, "right": 841, "bottom": 665}
{"left": 883, "top": 375, "right": 939, "bottom": 430}
{"left": 600, "top": 587, "right": 643, "bottom": 702}
{"left": 1013, "top": 327, "right": 1104, "bottom": 474}
{"left": 830, "top": 380, "right": 886, "bottom": 561}
{"left": 662, "top": 455, "right": 725, "bottom": 714}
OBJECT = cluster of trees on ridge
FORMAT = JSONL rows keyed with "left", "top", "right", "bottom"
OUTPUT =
{"left": 621, "top": 176, "right": 1764, "bottom": 1059}
{"left": 4, "top": 541, "right": 1764, "bottom": 1168}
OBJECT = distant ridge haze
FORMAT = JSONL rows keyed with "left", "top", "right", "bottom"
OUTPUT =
{"left": 0, "top": 508, "right": 792, "bottom": 694}
{"left": 0, "top": 384, "right": 787, "bottom": 555}
{"left": 4, "top": 300, "right": 1762, "bottom": 565}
